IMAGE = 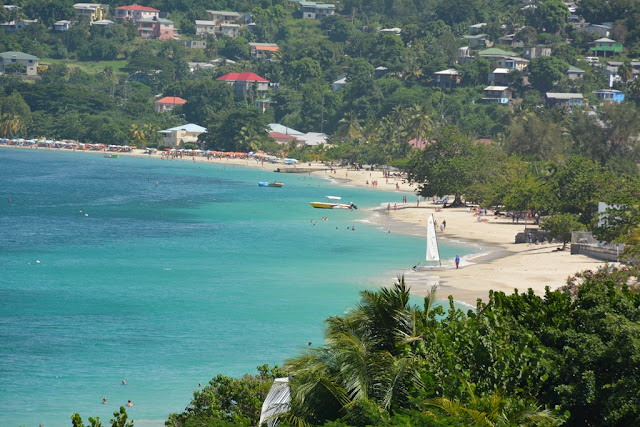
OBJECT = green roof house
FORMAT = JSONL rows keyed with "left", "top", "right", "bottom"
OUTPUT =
{"left": 566, "top": 65, "right": 585, "bottom": 80}
{"left": 0, "top": 51, "right": 39, "bottom": 76}
{"left": 589, "top": 38, "right": 623, "bottom": 57}
{"left": 478, "top": 47, "right": 515, "bottom": 58}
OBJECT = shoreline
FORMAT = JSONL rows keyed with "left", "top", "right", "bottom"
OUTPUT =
{"left": 2, "top": 144, "right": 607, "bottom": 305}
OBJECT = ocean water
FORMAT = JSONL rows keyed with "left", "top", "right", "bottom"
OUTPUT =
{"left": 0, "top": 148, "right": 471, "bottom": 427}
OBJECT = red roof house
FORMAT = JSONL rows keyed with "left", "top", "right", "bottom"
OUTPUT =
{"left": 155, "top": 96, "right": 187, "bottom": 112}
{"left": 114, "top": 4, "right": 160, "bottom": 22}
{"left": 269, "top": 131, "right": 299, "bottom": 144}
{"left": 217, "top": 72, "right": 270, "bottom": 97}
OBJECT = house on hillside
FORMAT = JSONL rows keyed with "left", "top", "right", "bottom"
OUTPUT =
{"left": 478, "top": 47, "right": 515, "bottom": 59}
{"left": 299, "top": 1, "right": 336, "bottom": 19}
{"left": 182, "top": 40, "right": 206, "bottom": 49}
{"left": 249, "top": 43, "right": 279, "bottom": 60}
{"left": 434, "top": 69, "right": 462, "bottom": 88}
{"left": 593, "top": 89, "right": 625, "bottom": 103}
{"left": 158, "top": 124, "right": 207, "bottom": 149}
{"left": 136, "top": 17, "right": 174, "bottom": 40}
{"left": 0, "top": 51, "right": 39, "bottom": 76}
{"left": 495, "top": 56, "right": 528, "bottom": 71}
{"left": 523, "top": 46, "right": 551, "bottom": 59}
{"left": 488, "top": 68, "right": 510, "bottom": 85}
{"left": 73, "top": 3, "right": 109, "bottom": 22}
{"left": 219, "top": 23, "right": 240, "bottom": 38}
{"left": 566, "top": 65, "right": 585, "bottom": 80}
{"left": 91, "top": 19, "right": 114, "bottom": 27}
{"left": 498, "top": 34, "right": 523, "bottom": 49}
{"left": 462, "top": 34, "right": 492, "bottom": 48}
{"left": 458, "top": 46, "right": 473, "bottom": 64}
{"left": 54, "top": 20, "right": 73, "bottom": 31}
{"left": 195, "top": 20, "right": 216, "bottom": 36}
{"left": 1, "top": 19, "right": 38, "bottom": 32}
{"left": 207, "top": 10, "right": 242, "bottom": 24}
{"left": 469, "top": 23, "right": 487, "bottom": 34}
{"left": 332, "top": 76, "right": 347, "bottom": 91}
{"left": 480, "top": 86, "right": 512, "bottom": 104}
{"left": 589, "top": 38, "right": 623, "bottom": 57}
{"left": 546, "top": 92, "right": 584, "bottom": 107}
{"left": 576, "top": 23, "right": 612, "bottom": 38}
{"left": 155, "top": 96, "right": 187, "bottom": 113}
{"left": 216, "top": 72, "right": 270, "bottom": 97}
{"left": 114, "top": 4, "right": 159, "bottom": 23}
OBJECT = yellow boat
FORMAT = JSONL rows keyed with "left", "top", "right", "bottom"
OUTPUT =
{"left": 310, "top": 196, "right": 357, "bottom": 209}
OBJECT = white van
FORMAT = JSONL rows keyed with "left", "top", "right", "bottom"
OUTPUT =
{"left": 586, "top": 56, "right": 599, "bottom": 64}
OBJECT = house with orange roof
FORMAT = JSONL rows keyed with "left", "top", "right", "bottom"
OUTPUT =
{"left": 216, "top": 72, "right": 270, "bottom": 97}
{"left": 114, "top": 4, "right": 159, "bottom": 23}
{"left": 249, "top": 43, "right": 279, "bottom": 60}
{"left": 155, "top": 96, "right": 187, "bottom": 113}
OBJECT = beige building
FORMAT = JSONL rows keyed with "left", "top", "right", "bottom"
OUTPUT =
{"left": 206, "top": 10, "right": 242, "bottom": 24}
{"left": 158, "top": 124, "right": 207, "bottom": 148}
{"left": 73, "top": 3, "right": 109, "bottom": 22}
{"left": 0, "top": 51, "right": 39, "bottom": 76}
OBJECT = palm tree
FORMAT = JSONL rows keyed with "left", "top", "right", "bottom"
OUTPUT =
{"left": 0, "top": 113, "right": 24, "bottom": 138}
{"left": 337, "top": 111, "right": 363, "bottom": 140}
{"left": 618, "top": 60, "right": 634, "bottom": 85}
{"left": 425, "top": 388, "right": 563, "bottom": 426}
{"left": 407, "top": 105, "right": 433, "bottom": 146}
{"left": 284, "top": 278, "right": 426, "bottom": 424}
{"left": 128, "top": 123, "right": 146, "bottom": 148}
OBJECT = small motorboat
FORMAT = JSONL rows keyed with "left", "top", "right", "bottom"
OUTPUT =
{"left": 104, "top": 154, "right": 119, "bottom": 158}
{"left": 310, "top": 196, "right": 357, "bottom": 209}
{"left": 259, "top": 181, "right": 284, "bottom": 187}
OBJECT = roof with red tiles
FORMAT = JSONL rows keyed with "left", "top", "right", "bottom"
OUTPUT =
{"left": 155, "top": 96, "right": 187, "bottom": 105}
{"left": 217, "top": 72, "right": 269, "bottom": 82}
{"left": 116, "top": 4, "right": 159, "bottom": 12}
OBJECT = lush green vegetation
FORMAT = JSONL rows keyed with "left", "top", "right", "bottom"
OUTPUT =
{"left": 167, "top": 270, "right": 640, "bottom": 426}
{"left": 2, "top": 0, "right": 640, "bottom": 156}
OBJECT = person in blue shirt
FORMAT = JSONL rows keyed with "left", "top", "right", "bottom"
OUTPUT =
{"left": 455, "top": 255, "right": 460, "bottom": 269}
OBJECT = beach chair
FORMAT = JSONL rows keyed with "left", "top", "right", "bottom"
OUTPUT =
{"left": 435, "top": 196, "right": 449, "bottom": 205}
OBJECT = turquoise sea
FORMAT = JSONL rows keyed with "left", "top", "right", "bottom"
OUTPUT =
{"left": 0, "top": 148, "right": 471, "bottom": 427}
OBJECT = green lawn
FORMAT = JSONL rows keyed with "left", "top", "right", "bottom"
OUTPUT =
{"left": 40, "top": 58, "right": 129, "bottom": 75}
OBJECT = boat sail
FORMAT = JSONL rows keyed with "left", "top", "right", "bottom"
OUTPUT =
{"left": 426, "top": 214, "right": 441, "bottom": 265}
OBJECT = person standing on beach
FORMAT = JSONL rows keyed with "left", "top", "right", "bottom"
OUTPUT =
{"left": 455, "top": 255, "right": 460, "bottom": 269}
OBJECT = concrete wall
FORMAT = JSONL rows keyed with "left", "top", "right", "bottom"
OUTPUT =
{"left": 570, "top": 244, "right": 621, "bottom": 262}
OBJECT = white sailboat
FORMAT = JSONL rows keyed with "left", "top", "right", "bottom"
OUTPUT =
{"left": 413, "top": 214, "right": 441, "bottom": 270}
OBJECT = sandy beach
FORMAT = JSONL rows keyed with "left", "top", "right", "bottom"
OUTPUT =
{"left": 2, "top": 145, "right": 607, "bottom": 305}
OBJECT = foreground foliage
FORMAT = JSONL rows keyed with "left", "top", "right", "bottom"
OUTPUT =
{"left": 169, "top": 270, "right": 640, "bottom": 426}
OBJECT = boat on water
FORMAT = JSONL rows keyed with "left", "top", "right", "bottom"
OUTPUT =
{"left": 259, "top": 181, "right": 284, "bottom": 187}
{"left": 413, "top": 214, "right": 441, "bottom": 270}
{"left": 310, "top": 196, "right": 357, "bottom": 209}
{"left": 104, "top": 154, "right": 119, "bottom": 158}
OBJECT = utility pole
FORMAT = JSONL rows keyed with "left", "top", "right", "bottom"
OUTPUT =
{"left": 320, "top": 94, "right": 325, "bottom": 133}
